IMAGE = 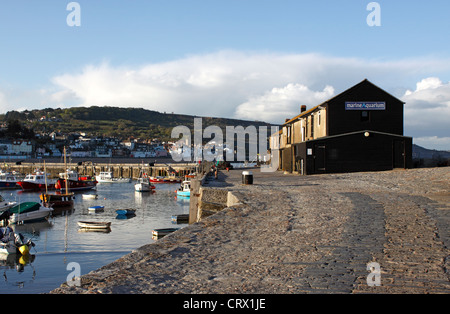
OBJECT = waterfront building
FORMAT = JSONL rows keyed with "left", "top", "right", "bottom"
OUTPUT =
{"left": 273, "top": 79, "right": 413, "bottom": 175}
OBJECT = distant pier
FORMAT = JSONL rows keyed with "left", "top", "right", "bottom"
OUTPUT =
{"left": 5, "top": 159, "right": 205, "bottom": 180}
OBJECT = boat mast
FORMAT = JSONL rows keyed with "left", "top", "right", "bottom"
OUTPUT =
{"left": 64, "top": 147, "right": 69, "bottom": 194}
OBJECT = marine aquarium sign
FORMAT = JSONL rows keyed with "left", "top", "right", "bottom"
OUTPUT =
{"left": 345, "top": 102, "right": 386, "bottom": 110}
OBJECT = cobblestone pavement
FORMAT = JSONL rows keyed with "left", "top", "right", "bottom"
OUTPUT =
{"left": 51, "top": 167, "right": 450, "bottom": 294}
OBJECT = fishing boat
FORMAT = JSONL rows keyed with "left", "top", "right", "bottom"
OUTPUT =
{"left": 96, "top": 171, "right": 131, "bottom": 183}
{"left": 88, "top": 205, "right": 104, "bottom": 213}
{"left": 55, "top": 170, "right": 97, "bottom": 191}
{"left": 40, "top": 148, "right": 75, "bottom": 210}
{"left": 40, "top": 193, "right": 75, "bottom": 209}
{"left": 115, "top": 208, "right": 136, "bottom": 216}
{"left": 5, "top": 202, "right": 53, "bottom": 225}
{"left": 149, "top": 176, "right": 182, "bottom": 184}
{"left": 16, "top": 171, "right": 57, "bottom": 191}
{"left": 135, "top": 177, "right": 155, "bottom": 192}
{"left": 77, "top": 221, "right": 111, "bottom": 230}
{"left": 176, "top": 181, "right": 191, "bottom": 197}
{"left": 0, "top": 171, "right": 19, "bottom": 190}
{"left": 0, "top": 226, "right": 34, "bottom": 255}
{"left": 151, "top": 228, "right": 180, "bottom": 240}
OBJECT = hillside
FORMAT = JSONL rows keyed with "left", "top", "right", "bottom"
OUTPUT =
{"left": 0, "top": 107, "right": 274, "bottom": 141}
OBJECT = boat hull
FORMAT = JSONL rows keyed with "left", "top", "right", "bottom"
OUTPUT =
{"left": 77, "top": 221, "right": 111, "bottom": 229}
{"left": 177, "top": 190, "right": 191, "bottom": 197}
{"left": 17, "top": 181, "right": 56, "bottom": 191}
{"left": 55, "top": 178, "right": 97, "bottom": 191}
{"left": 0, "top": 181, "right": 19, "bottom": 189}
{"left": 150, "top": 177, "right": 182, "bottom": 184}
{"left": 8, "top": 207, "right": 53, "bottom": 225}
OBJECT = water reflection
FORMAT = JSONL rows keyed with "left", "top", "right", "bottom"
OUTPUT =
{"left": 0, "top": 182, "right": 189, "bottom": 293}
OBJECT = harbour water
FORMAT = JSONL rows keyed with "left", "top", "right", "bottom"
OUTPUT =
{"left": 0, "top": 181, "right": 189, "bottom": 294}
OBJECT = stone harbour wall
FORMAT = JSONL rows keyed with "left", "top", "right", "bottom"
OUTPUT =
{"left": 51, "top": 167, "right": 449, "bottom": 294}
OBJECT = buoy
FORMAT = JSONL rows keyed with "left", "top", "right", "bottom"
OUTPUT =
{"left": 19, "top": 245, "right": 29, "bottom": 255}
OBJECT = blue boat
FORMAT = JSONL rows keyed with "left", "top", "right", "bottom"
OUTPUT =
{"left": 88, "top": 205, "right": 104, "bottom": 213}
{"left": 115, "top": 209, "right": 136, "bottom": 216}
{"left": 0, "top": 171, "right": 19, "bottom": 190}
{"left": 176, "top": 181, "right": 191, "bottom": 198}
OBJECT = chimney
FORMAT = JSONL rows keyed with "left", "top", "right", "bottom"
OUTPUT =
{"left": 301, "top": 105, "right": 307, "bottom": 113}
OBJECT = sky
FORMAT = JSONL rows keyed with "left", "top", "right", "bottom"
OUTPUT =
{"left": 0, "top": 0, "right": 449, "bottom": 150}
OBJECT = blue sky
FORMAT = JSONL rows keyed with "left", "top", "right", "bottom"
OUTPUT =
{"left": 0, "top": 1, "right": 449, "bottom": 149}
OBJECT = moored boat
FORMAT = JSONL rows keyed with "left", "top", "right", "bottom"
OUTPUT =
{"left": 150, "top": 176, "right": 182, "bottom": 184}
{"left": 77, "top": 221, "right": 111, "bottom": 230}
{"left": 16, "top": 171, "right": 56, "bottom": 191}
{"left": 0, "top": 195, "right": 17, "bottom": 212}
{"left": 4, "top": 202, "right": 53, "bottom": 225}
{"left": 151, "top": 228, "right": 180, "bottom": 240}
{"left": 82, "top": 194, "right": 98, "bottom": 200}
{"left": 176, "top": 181, "right": 191, "bottom": 197}
{"left": 115, "top": 208, "right": 136, "bottom": 216}
{"left": 171, "top": 214, "right": 189, "bottom": 224}
{"left": 55, "top": 170, "right": 97, "bottom": 191}
{"left": 135, "top": 177, "right": 155, "bottom": 192}
{"left": 0, "top": 226, "right": 35, "bottom": 255}
{"left": 88, "top": 205, "right": 104, "bottom": 213}
{"left": 95, "top": 171, "right": 131, "bottom": 183}
{"left": 0, "top": 171, "right": 19, "bottom": 190}
{"left": 40, "top": 192, "right": 75, "bottom": 209}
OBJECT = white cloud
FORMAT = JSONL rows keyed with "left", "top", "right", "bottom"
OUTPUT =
{"left": 235, "top": 83, "right": 335, "bottom": 122}
{"left": 1, "top": 51, "right": 450, "bottom": 149}
{"left": 403, "top": 77, "right": 450, "bottom": 148}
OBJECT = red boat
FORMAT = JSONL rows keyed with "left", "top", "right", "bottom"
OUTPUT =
{"left": 55, "top": 170, "right": 97, "bottom": 191}
{"left": 17, "top": 172, "right": 56, "bottom": 191}
{"left": 149, "top": 176, "right": 182, "bottom": 184}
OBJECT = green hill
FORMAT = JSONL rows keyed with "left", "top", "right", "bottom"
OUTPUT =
{"left": 0, "top": 106, "right": 274, "bottom": 141}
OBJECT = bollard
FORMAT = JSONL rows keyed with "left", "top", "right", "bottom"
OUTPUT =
{"left": 242, "top": 171, "right": 253, "bottom": 185}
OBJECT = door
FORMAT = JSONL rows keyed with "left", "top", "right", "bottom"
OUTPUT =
{"left": 393, "top": 140, "right": 405, "bottom": 168}
{"left": 314, "top": 144, "right": 326, "bottom": 173}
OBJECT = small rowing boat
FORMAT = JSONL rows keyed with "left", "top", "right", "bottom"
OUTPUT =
{"left": 151, "top": 228, "right": 179, "bottom": 240}
{"left": 88, "top": 205, "right": 104, "bottom": 213}
{"left": 77, "top": 221, "right": 111, "bottom": 230}
{"left": 82, "top": 194, "right": 98, "bottom": 200}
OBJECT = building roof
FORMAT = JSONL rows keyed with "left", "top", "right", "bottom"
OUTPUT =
{"left": 283, "top": 79, "right": 405, "bottom": 126}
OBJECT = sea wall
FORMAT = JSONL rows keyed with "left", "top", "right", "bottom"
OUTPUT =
{"left": 6, "top": 162, "right": 199, "bottom": 180}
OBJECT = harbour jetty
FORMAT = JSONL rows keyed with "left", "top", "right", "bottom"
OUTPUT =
{"left": 6, "top": 159, "right": 202, "bottom": 181}
{"left": 51, "top": 167, "right": 449, "bottom": 294}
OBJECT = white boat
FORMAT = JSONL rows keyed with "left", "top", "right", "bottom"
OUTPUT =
{"left": 82, "top": 194, "right": 98, "bottom": 200}
{"left": 77, "top": 221, "right": 111, "bottom": 230}
{"left": 0, "top": 195, "right": 17, "bottom": 212}
{"left": 0, "top": 226, "right": 34, "bottom": 255}
{"left": 135, "top": 177, "right": 155, "bottom": 192}
{"left": 88, "top": 205, "right": 104, "bottom": 213}
{"left": 6, "top": 202, "right": 53, "bottom": 225}
{"left": 95, "top": 171, "right": 131, "bottom": 183}
{"left": 176, "top": 181, "right": 191, "bottom": 197}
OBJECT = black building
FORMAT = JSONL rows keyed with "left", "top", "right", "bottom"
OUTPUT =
{"left": 277, "top": 79, "right": 413, "bottom": 174}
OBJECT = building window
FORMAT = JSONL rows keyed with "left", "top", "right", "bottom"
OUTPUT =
{"left": 361, "top": 111, "right": 370, "bottom": 122}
